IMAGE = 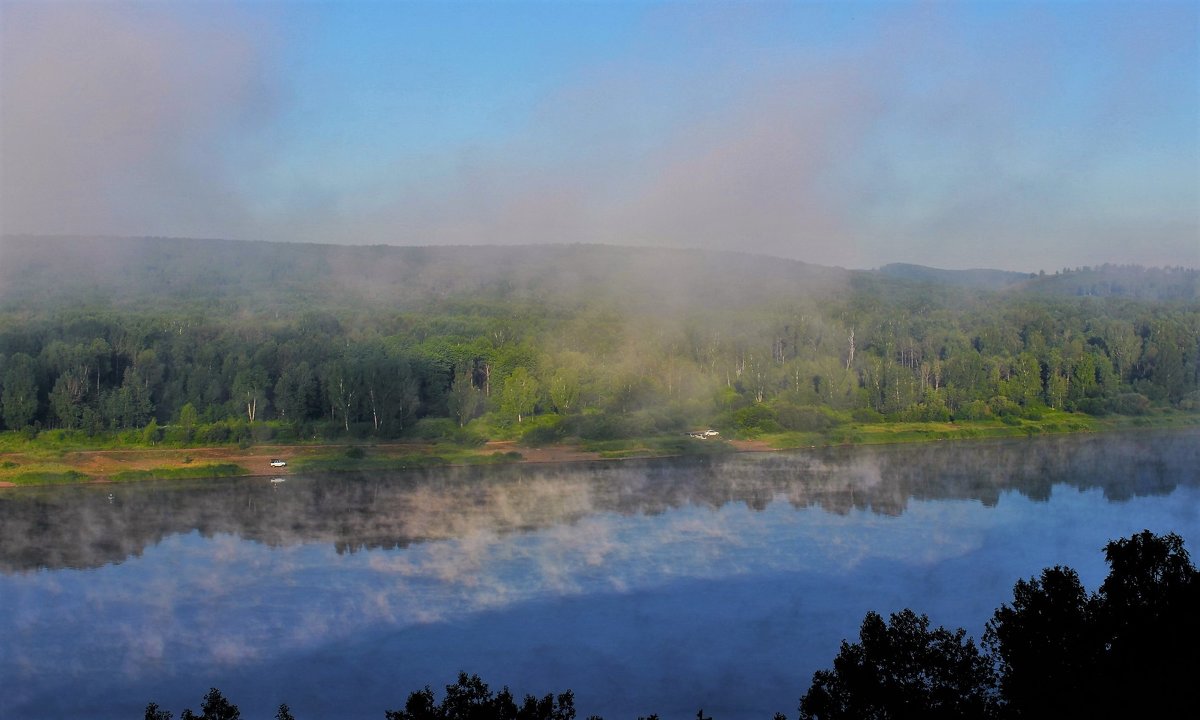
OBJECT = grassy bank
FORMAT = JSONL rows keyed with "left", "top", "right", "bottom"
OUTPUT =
{"left": 107, "top": 463, "right": 247, "bottom": 483}
{"left": 0, "top": 410, "right": 1195, "bottom": 487}
{"left": 1, "top": 463, "right": 249, "bottom": 487}
{"left": 754, "top": 408, "right": 1198, "bottom": 450}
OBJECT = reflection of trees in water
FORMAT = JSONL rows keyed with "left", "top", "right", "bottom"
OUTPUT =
{"left": 1, "top": 430, "right": 1196, "bottom": 572}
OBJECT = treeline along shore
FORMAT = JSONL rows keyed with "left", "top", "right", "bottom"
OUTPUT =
{"left": 1, "top": 236, "right": 1196, "bottom": 485}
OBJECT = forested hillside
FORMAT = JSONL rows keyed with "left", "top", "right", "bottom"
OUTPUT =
{"left": 0, "top": 235, "right": 850, "bottom": 314}
{"left": 879, "top": 262, "right": 1199, "bottom": 300}
{"left": 0, "top": 236, "right": 1196, "bottom": 445}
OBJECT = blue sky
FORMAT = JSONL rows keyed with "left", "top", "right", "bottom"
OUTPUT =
{"left": 2, "top": 0, "right": 1196, "bottom": 270}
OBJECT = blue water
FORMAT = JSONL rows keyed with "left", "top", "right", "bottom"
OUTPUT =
{"left": 1, "top": 429, "right": 1197, "bottom": 719}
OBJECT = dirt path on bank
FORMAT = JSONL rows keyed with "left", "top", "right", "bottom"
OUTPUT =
{"left": 728, "top": 439, "right": 776, "bottom": 452}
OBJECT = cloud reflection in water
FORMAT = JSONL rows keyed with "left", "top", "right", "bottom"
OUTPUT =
{"left": 1, "top": 430, "right": 1198, "bottom": 719}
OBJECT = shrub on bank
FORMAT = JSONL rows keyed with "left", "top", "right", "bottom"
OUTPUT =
{"left": 776, "top": 403, "right": 838, "bottom": 432}
{"left": 1111, "top": 393, "right": 1151, "bottom": 416}
{"left": 408, "top": 417, "right": 486, "bottom": 446}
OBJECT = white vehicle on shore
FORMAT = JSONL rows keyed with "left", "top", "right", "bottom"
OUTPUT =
{"left": 269, "top": 459, "right": 287, "bottom": 467}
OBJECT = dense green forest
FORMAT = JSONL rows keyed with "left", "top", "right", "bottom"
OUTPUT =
{"left": 0, "top": 236, "right": 1196, "bottom": 445}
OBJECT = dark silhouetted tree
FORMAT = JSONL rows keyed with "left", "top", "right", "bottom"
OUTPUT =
{"left": 983, "top": 566, "right": 1099, "bottom": 717}
{"left": 180, "top": 687, "right": 241, "bottom": 720}
{"left": 985, "top": 530, "right": 1199, "bottom": 719}
{"left": 799, "top": 609, "right": 997, "bottom": 719}
{"left": 385, "top": 672, "right": 579, "bottom": 720}
{"left": 144, "top": 703, "right": 173, "bottom": 720}
{"left": 1095, "top": 530, "right": 1199, "bottom": 717}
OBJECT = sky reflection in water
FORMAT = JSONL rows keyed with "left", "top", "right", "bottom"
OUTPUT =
{"left": 2, "top": 430, "right": 1198, "bottom": 719}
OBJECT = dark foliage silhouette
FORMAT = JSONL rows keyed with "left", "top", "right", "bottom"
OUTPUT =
{"left": 801, "top": 530, "right": 1198, "bottom": 719}
{"left": 984, "top": 531, "right": 1198, "bottom": 718}
{"left": 798, "top": 609, "right": 997, "bottom": 719}
{"left": 982, "top": 566, "right": 1099, "bottom": 717}
{"left": 384, "top": 672, "right": 585, "bottom": 720}
{"left": 1094, "top": 531, "right": 1198, "bottom": 717}
{"left": 144, "top": 689, "right": 292, "bottom": 720}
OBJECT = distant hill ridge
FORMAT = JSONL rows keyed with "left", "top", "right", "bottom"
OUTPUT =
{"left": 879, "top": 262, "right": 1198, "bottom": 300}
{"left": 877, "top": 263, "right": 1033, "bottom": 290}
{"left": 1, "top": 235, "right": 1195, "bottom": 312}
{"left": 0, "top": 235, "right": 853, "bottom": 313}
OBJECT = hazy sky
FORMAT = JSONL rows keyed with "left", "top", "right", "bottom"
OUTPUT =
{"left": 1, "top": 0, "right": 1197, "bottom": 271}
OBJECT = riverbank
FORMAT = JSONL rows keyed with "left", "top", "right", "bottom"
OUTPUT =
{"left": 1, "top": 409, "right": 1196, "bottom": 487}
{"left": 0, "top": 439, "right": 611, "bottom": 487}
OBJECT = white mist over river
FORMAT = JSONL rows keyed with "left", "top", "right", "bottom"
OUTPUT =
{"left": 2, "top": 430, "right": 1198, "bottom": 719}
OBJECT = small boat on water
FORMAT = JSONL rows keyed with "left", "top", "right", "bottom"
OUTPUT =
{"left": 270, "top": 477, "right": 286, "bottom": 484}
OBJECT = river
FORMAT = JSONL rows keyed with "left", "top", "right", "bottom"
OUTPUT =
{"left": 1, "top": 429, "right": 1197, "bottom": 719}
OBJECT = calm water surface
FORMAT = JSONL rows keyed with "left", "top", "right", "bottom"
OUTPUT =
{"left": 2, "top": 429, "right": 1198, "bottom": 719}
